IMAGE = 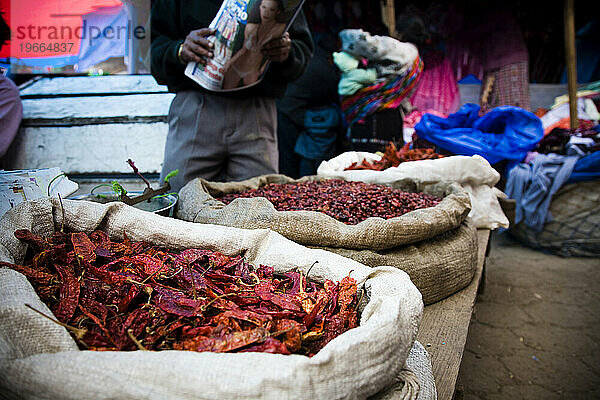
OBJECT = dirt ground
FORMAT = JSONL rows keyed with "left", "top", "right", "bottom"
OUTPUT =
{"left": 454, "top": 231, "right": 599, "bottom": 400}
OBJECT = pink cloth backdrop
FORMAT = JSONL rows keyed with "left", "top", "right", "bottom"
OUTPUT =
{"left": 410, "top": 51, "right": 460, "bottom": 115}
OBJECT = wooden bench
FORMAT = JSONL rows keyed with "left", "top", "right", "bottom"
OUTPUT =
{"left": 416, "top": 229, "right": 490, "bottom": 400}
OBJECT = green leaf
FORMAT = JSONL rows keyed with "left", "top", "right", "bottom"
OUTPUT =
{"left": 163, "top": 169, "right": 179, "bottom": 184}
{"left": 111, "top": 180, "right": 128, "bottom": 196}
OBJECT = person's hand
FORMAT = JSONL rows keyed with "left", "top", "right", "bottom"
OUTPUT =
{"left": 180, "top": 28, "right": 215, "bottom": 64}
{"left": 262, "top": 32, "right": 291, "bottom": 63}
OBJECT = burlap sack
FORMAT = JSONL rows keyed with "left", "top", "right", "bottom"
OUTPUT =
{"left": 176, "top": 174, "right": 471, "bottom": 251}
{"left": 0, "top": 198, "right": 428, "bottom": 400}
{"left": 317, "top": 221, "right": 478, "bottom": 305}
{"left": 374, "top": 341, "right": 437, "bottom": 400}
{"left": 509, "top": 179, "right": 600, "bottom": 257}
{"left": 317, "top": 153, "right": 509, "bottom": 230}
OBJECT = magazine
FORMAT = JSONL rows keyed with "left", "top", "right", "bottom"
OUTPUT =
{"left": 184, "top": 0, "right": 305, "bottom": 92}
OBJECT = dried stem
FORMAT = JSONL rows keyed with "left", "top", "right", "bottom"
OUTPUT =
{"left": 127, "top": 329, "right": 147, "bottom": 351}
{"left": 186, "top": 262, "right": 198, "bottom": 301}
{"left": 127, "top": 159, "right": 151, "bottom": 189}
{"left": 164, "top": 266, "right": 184, "bottom": 279}
{"left": 200, "top": 292, "right": 237, "bottom": 311}
{"left": 25, "top": 303, "right": 87, "bottom": 343}
{"left": 57, "top": 193, "right": 65, "bottom": 233}
{"left": 269, "top": 326, "right": 294, "bottom": 338}
{"left": 356, "top": 287, "right": 365, "bottom": 310}
{"left": 237, "top": 272, "right": 260, "bottom": 287}
{"left": 141, "top": 266, "right": 166, "bottom": 284}
{"left": 306, "top": 261, "right": 319, "bottom": 278}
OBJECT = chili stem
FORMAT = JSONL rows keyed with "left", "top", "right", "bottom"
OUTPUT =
{"left": 306, "top": 261, "right": 319, "bottom": 278}
{"left": 237, "top": 272, "right": 260, "bottom": 287}
{"left": 200, "top": 292, "right": 237, "bottom": 311}
{"left": 141, "top": 266, "right": 167, "bottom": 284}
{"left": 25, "top": 303, "right": 87, "bottom": 341}
{"left": 127, "top": 329, "right": 147, "bottom": 351}
{"left": 269, "top": 326, "right": 294, "bottom": 338}
{"left": 163, "top": 266, "right": 184, "bottom": 279}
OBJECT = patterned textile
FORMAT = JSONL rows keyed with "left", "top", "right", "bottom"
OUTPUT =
{"left": 341, "top": 55, "right": 424, "bottom": 125}
{"left": 482, "top": 61, "right": 531, "bottom": 111}
{"left": 410, "top": 51, "right": 460, "bottom": 115}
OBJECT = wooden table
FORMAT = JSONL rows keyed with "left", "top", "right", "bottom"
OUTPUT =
{"left": 416, "top": 229, "right": 491, "bottom": 400}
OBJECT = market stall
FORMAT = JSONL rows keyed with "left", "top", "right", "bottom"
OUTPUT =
{"left": 4, "top": 0, "right": 600, "bottom": 397}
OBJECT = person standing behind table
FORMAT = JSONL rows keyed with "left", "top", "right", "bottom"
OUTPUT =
{"left": 277, "top": 33, "right": 341, "bottom": 178}
{"left": 150, "top": 0, "right": 313, "bottom": 192}
{"left": 0, "top": 12, "right": 23, "bottom": 168}
{"left": 222, "top": 0, "right": 287, "bottom": 90}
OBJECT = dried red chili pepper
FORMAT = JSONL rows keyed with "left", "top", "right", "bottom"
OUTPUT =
{"left": 52, "top": 264, "right": 80, "bottom": 321}
{"left": 345, "top": 141, "right": 445, "bottom": 172}
{"left": 71, "top": 232, "right": 97, "bottom": 264}
{"left": 5, "top": 229, "right": 360, "bottom": 357}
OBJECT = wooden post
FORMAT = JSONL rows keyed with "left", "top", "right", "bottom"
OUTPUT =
{"left": 380, "top": 0, "right": 396, "bottom": 38}
{"left": 564, "top": 0, "right": 578, "bottom": 129}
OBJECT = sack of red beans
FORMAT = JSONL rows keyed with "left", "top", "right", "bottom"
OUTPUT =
{"left": 177, "top": 175, "right": 471, "bottom": 251}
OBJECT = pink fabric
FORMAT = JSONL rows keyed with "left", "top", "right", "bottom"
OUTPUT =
{"left": 0, "top": 77, "right": 23, "bottom": 158}
{"left": 403, "top": 109, "right": 447, "bottom": 129}
{"left": 409, "top": 51, "right": 460, "bottom": 115}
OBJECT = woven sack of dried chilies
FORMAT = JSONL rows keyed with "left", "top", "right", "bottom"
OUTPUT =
{"left": 177, "top": 175, "right": 476, "bottom": 304}
{"left": 0, "top": 198, "right": 433, "bottom": 400}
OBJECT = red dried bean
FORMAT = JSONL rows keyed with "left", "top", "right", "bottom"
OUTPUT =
{"left": 217, "top": 180, "right": 441, "bottom": 225}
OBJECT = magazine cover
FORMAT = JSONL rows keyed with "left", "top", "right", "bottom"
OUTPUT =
{"left": 184, "top": 0, "right": 305, "bottom": 92}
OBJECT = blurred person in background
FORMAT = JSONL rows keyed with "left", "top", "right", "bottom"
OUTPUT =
{"left": 276, "top": 33, "right": 341, "bottom": 178}
{"left": 442, "top": 1, "right": 530, "bottom": 110}
{"left": 0, "top": 11, "right": 23, "bottom": 167}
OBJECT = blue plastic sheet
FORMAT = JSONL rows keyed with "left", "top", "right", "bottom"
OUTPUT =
{"left": 414, "top": 103, "right": 544, "bottom": 165}
{"left": 567, "top": 150, "right": 600, "bottom": 183}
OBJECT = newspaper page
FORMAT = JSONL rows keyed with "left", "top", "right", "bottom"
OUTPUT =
{"left": 0, "top": 168, "right": 79, "bottom": 219}
{"left": 184, "top": 0, "right": 306, "bottom": 92}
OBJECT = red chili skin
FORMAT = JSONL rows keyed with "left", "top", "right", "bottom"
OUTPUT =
{"left": 7, "top": 229, "right": 360, "bottom": 356}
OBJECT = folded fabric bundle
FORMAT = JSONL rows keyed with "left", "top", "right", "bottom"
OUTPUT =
{"left": 335, "top": 29, "right": 424, "bottom": 125}
{"left": 333, "top": 52, "right": 378, "bottom": 96}
{"left": 339, "top": 29, "right": 419, "bottom": 76}
{"left": 505, "top": 153, "right": 579, "bottom": 230}
{"left": 340, "top": 56, "right": 423, "bottom": 125}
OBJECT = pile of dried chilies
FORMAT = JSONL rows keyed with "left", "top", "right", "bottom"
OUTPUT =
{"left": 217, "top": 179, "right": 442, "bottom": 225}
{"left": 1, "top": 229, "right": 359, "bottom": 356}
{"left": 345, "top": 142, "right": 444, "bottom": 171}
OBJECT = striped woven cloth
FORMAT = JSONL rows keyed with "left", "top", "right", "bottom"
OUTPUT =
{"left": 341, "top": 55, "right": 424, "bottom": 125}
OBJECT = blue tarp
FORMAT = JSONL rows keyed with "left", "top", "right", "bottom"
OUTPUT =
{"left": 414, "top": 103, "right": 544, "bottom": 165}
